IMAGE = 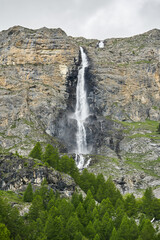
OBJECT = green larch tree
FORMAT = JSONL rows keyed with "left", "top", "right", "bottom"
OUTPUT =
{"left": 29, "top": 142, "right": 42, "bottom": 160}
{"left": 23, "top": 183, "right": 33, "bottom": 202}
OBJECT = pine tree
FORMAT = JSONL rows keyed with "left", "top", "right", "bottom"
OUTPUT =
{"left": 83, "top": 190, "right": 94, "bottom": 210}
{"left": 117, "top": 214, "right": 130, "bottom": 240}
{"left": 29, "top": 142, "right": 42, "bottom": 160}
{"left": 140, "top": 219, "right": 155, "bottom": 240}
{"left": 93, "top": 218, "right": 101, "bottom": 236}
{"left": 157, "top": 123, "right": 160, "bottom": 134}
{"left": 153, "top": 198, "right": 160, "bottom": 220}
{"left": 99, "top": 198, "right": 114, "bottom": 219}
{"left": 45, "top": 215, "right": 64, "bottom": 240}
{"left": 100, "top": 212, "right": 113, "bottom": 240}
{"left": 110, "top": 227, "right": 118, "bottom": 240}
{"left": 0, "top": 223, "right": 10, "bottom": 240}
{"left": 43, "top": 144, "right": 59, "bottom": 169}
{"left": 86, "top": 198, "right": 96, "bottom": 221}
{"left": 23, "top": 183, "right": 33, "bottom": 202}
{"left": 29, "top": 195, "right": 44, "bottom": 221}
{"left": 105, "top": 176, "right": 122, "bottom": 205}
{"left": 85, "top": 221, "right": 96, "bottom": 239}
{"left": 66, "top": 214, "right": 83, "bottom": 239}
{"left": 124, "top": 193, "right": 137, "bottom": 217}
{"left": 15, "top": 234, "right": 22, "bottom": 240}
{"left": 72, "top": 192, "right": 81, "bottom": 209}
{"left": 74, "top": 231, "right": 83, "bottom": 240}
{"left": 93, "top": 234, "right": 100, "bottom": 240}
{"left": 114, "top": 205, "right": 125, "bottom": 229}
{"left": 58, "top": 198, "right": 74, "bottom": 221}
{"left": 142, "top": 187, "right": 155, "bottom": 218}
{"left": 117, "top": 214, "right": 138, "bottom": 240}
{"left": 76, "top": 202, "right": 88, "bottom": 226}
{"left": 129, "top": 218, "right": 138, "bottom": 240}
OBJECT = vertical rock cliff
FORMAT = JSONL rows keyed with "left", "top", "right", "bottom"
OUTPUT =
{"left": 0, "top": 26, "right": 160, "bottom": 196}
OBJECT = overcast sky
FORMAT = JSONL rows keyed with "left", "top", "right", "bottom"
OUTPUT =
{"left": 0, "top": 0, "right": 160, "bottom": 39}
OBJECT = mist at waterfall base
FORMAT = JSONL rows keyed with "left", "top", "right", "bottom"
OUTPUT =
{"left": 69, "top": 47, "right": 92, "bottom": 169}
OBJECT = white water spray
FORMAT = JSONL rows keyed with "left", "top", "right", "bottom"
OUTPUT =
{"left": 98, "top": 40, "right": 104, "bottom": 48}
{"left": 74, "top": 47, "right": 90, "bottom": 169}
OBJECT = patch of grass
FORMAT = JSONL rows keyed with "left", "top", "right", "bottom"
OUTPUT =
{"left": 11, "top": 123, "right": 16, "bottom": 129}
{"left": 129, "top": 132, "right": 160, "bottom": 139}
{"left": 117, "top": 63, "right": 130, "bottom": 67}
{"left": 124, "top": 154, "right": 160, "bottom": 178}
{"left": 110, "top": 157, "right": 119, "bottom": 165}
{"left": 134, "top": 60, "right": 151, "bottom": 64}
{"left": 22, "top": 119, "right": 34, "bottom": 127}
{"left": 114, "top": 119, "right": 159, "bottom": 132}
{"left": 152, "top": 106, "right": 159, "bottom": 111}
{"left": 138, "top": 44, "right": 145, "bottom": 50}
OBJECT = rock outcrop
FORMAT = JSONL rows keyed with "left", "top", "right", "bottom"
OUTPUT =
{"left": 0, "top": 153, "right": 76, "bottom": 197}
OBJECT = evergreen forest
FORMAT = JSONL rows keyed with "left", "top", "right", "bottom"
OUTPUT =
{"left": 0, "top": 143, "right": 160, "bottom": 240}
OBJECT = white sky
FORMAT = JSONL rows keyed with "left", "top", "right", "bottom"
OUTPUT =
{"left": 0, "top": 0, "right": 160, "bottom": 39}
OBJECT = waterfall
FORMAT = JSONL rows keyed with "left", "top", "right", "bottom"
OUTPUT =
{"left": 98, "top": 40, "right": 104, "bottom": 48}
{"left": 74, "top": 47, "right": 90, "bottom": 169}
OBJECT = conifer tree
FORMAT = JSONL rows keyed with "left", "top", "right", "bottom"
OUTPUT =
{"left": 124, "top": 193, "right": 137, "bottom": 217}
{"left": 100, "top": 212, "right": 113, "bottom": 240}
{"left": 142, "top": 187, "right": 155, "bottom": 218}
{"left": 29, "top": 142, "right": 42, "bottom": 160}
{"left": 117, "top": 214, "right": 130, "bottom": 240}
{"left": 66, "top": 214, "right": 83, "bottom": 239}
{"left": 23, "top": 183, "right": 33, "bottom": 202}
{"left": 58, "top": 198, "right": 74, "bottom": 221}
{"left": 83, "top": 190, "right": 94, "bottom": 210}
{"left": 93, "top": 233, "right": 100, "bottom": 240}
{"left": 157, "top": 123, "right": 160, "bottom": 134}
{"left": 117, "top": 214, "right": 138, "bottom": 240}
{"left": 74, "top": 231, "right": 83, "bottom": 240}
{"left": 114, "top": 205, "right": 125, "bottom": 229}
{"left": 0, "top": 223, "right": 10, "bottom": 240}
{"left": 29, "top": 195, "right": 44, "bottom": 221}
{"left": 72, "top": 192, "right": 82, "bottom": 209}
{"left": 45, "top": 215, "right": 64, "bottom": 240}
{"left": 153, "top": 198, "right": 160, "bottom": 220}
{"left": 140, "top": 219, "right": 155, "bottom": 240}
{"left": 93, "top": 218, "right": 101, "bottom": 236}
{"left": 86, "top": 221, "right": 96, "bottom": 239}
{"left": 43, "top": 144, "right": 59, "bottom": 169}
{"left": 110, "top": 227, "right": 118, "bottom": 240}
{"left": 99, "top": 198, "right": 114, "bottom": 219}
{"left": 76, "top": 202, "right": 88, "bottom": 226}
{"left": 105, "top": 176, "right": 122, "bottom": 205}
{"left": 86, "top": 198, "right": 96, "bottom": 221}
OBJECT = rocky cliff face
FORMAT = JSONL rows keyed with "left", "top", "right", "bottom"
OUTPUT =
{"left": 77, "top": 29, "right": 160, "bottom": 121}
{"left": 0, "top": 26, "right": 160, "bottom": 196}
{"left": 0, "top": 26, "right": 80, "bottom": 154}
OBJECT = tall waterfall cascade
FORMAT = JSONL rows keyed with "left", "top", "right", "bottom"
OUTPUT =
{"left": 74, "top": 47, "right": 90, "bottom": 169}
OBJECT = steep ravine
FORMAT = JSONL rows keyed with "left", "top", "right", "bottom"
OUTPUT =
{"left": 0, "top": 26, "right": 160, "bottom": 196}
